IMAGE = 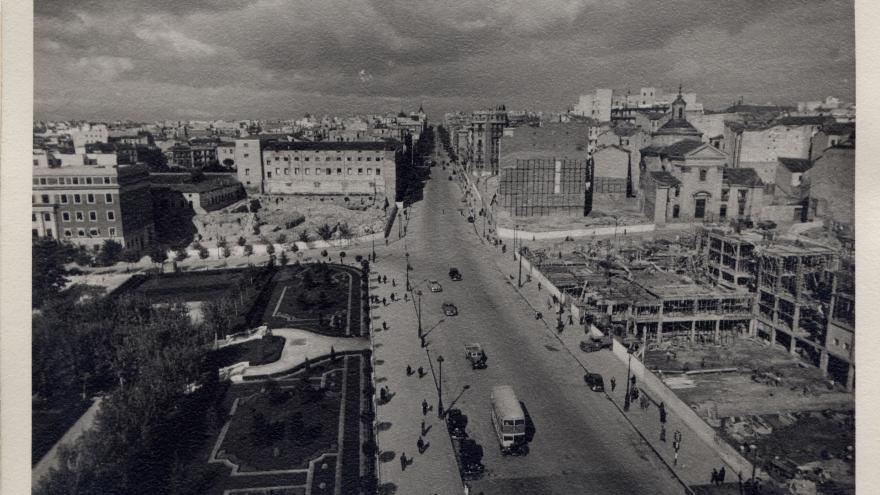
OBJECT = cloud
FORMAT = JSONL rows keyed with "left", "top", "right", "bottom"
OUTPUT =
{"left": 33, "top": 0, "right": 854, "bottom": 120}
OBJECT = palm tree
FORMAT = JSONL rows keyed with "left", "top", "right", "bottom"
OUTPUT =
{"left": 337, "top": 223, "right": 353, "bottom": 246}
{"left": 298, "top": 230, "right": 311, "bottom": 243}
{"left": 316, "top": 224, "right": 334, "bottom": 241}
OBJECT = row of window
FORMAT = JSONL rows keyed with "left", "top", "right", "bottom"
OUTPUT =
{"left": 266, "top": 167, "right": 381, "bottom": 178}
{"left": 63, "top": 227, "right": 117, "bottom": 238}
{"left": 34, "top": 176, "right": 114, "bottom": 186}
{"left": 267, "top": 155, "right": 383, "bottom": 163}
{"left": 34, "top": 193, "right": 115, "bottom": 205}
{"left": 45, "top": 210, "right": 117, "bottom": 222}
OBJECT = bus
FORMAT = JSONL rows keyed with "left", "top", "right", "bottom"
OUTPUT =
{"left": 490, "top": 385, "right": 526, "bottom": 455}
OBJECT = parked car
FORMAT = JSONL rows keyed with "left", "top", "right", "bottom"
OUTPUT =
{"left": 579, "top": 337, "right": 612, "bottom": 353}
{"left": 464, "top": 343, "right": 487, "bottom": 369}
{"left": 449, "top": 267, "right": 462, "bottom": 281}
{"left": 447, "top": 408, "right": 468, "bottom": 439}
{"left": 428, "top": 280, "right": 443, "bottom": 292}
{"left": 443, "top": 302, "right": 459, "bottom": 316}
{"left": 584, "top": 373, "right": 605, "bottom": 392}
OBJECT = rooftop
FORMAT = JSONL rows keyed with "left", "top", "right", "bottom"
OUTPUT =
{"left": 654, "top": 117, "right": 703, "bottom": 136}
{"left": 263, "top": 141, "right": 399, "bottom": 152}
{"left": 777, "top": 157, "right": 813, "bottom": 173}
{"left": 723, "top": 167, "right": 764, "bottom": 187}
{"left": 649, "top": 171, "right": 681, "bottom": 187}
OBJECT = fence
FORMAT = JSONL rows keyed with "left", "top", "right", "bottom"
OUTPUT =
{"left": 496, "top": 223, "right": 655, "bottom": 241}
{"left": 610, "top": 339, "right": 758, "bottom": 479}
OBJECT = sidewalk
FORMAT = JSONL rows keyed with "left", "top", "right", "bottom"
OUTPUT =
{"left": 485, "top": 240, "right": 737, "bottom": 490}
{"left": 369, "top": 257, "right": 463, "bottom": 495}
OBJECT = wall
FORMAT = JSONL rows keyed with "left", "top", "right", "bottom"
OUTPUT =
{"left": 806, "top": 146, "right": 854, "bottom": 231}
{"left": 496, "top": 223, "right": 655, "bottom": 240}
{"left": 234, "top": 138, "right": 263, "bottom": 193}
{"left": 610, "top": 339, "right": 757, "bottom": 478}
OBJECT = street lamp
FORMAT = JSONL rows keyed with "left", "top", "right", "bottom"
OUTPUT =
{"left": 437, "top": 355, "right": 445, "bottom": 418}
{"left": 371, "top": 235, "right": 376, "bottom": 262}
{"left": 750, "top": 444, "right": 758, "bottom": 490}
{"left": 623, "top": 351, "right": 633, "bottom": 411}
{"left": 417, "top": 289, "right": 423, "bottom": 343}
{"left": 513, "top": 224, "right": 518, "bottom": 260}
{"left": 405, "top": 252, "right": 411, "bottom": 291}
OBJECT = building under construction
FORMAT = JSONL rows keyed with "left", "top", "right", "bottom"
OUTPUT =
{"left": 702, "top": 227, "right": 854, "bottom": 390}
{"left": 497, "top": 158, "right": 593, "bottom": 216}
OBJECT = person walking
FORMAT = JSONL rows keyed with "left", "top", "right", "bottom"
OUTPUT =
{"left": 659, "top": 402, "right": 667, "bottom": 424}
{"left": 382, "top": 297, "right": 387, "bottom": 306}
{"left": 404, "top": 292, "right": 409, "bottom": 302}
{"left": 711, "top": 469, "right": 718, "bottom": 485}
{"left": 568, "top": 314, "right": 574, "bottom": 325}
{"left": 391, "top": 293, "right": 396, "bottom": 302}
{"left": 610, "top": 377, "right": 616, "bottom": 392}
{"left": 406, "top": 365, "right": 413, "bottom": 376}
{"left": 537, "top": 282, "right": 542, "bottom": 291}
{"left": 719, "top": 466, "right": 726, "bottom": 484}
{"left": 660, "top": 426, "right": 666, "bottom": 442}
{"left": 382, "top": 321, "right": 388, "bottom": 330}
{"left": 417, "top": 437, "right": 425, "bottom": 453}
{"left": 392, "top": 279, "right": 396, "bottom": 287}
{"left": 418, "top": 366, "right": 425, "bottom": 378}
{"left": 400, "top": 453, "right": 407, "bottom": 471}
{"left": 383, "top": 275, "right": 387, "bottom": 284}
{"left": 422, "top": 399, "right": 428, "bottom": 416}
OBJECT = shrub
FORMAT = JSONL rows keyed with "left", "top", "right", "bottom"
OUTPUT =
{"left": 237, "top": 236, "right": 247, "bottom": 247}
{"left": 198, "top": 246, "right": 210, "bottom": 260}
{"left": 276, "top": 233, "right": 287, "bottom": 244}
{"left": 175, "top": 248, "right": 189, "bottom": 262}
{"left": 249, "top": 198, "right": 262, "bottom": 213}
{"left": 321, "top": 250, "right": 328, "bottom": 258}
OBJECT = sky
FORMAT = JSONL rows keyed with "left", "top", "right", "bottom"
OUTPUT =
{"left": 34, "top": 0, "right": 855, "bottom": 121}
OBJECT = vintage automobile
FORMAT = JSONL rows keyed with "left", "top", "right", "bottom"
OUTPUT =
{"left": 449, "top": 267, "right": 463, "bottom": 281}
{"left": 584, "top": 373, "right": 605, "bottom": 392}
{"left": 443, "top": 302, "right": 459, "bottom": 316}
{"left": 428, "top": 279, "right": 443, "bottom": 292}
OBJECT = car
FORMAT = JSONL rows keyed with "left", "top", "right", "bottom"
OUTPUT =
{"left": 449, "top": 267, "right": 462, "bottom": 281}
{"left": 464, "top": 343, "right": 487, "bottom": 369}
{"left": 579, "top": 337, "right": 612, "bottom": 353}
{"left": 584, "top": 373, "right": 605, "bottom": 392}
{"left": 428, "top": 280, "right": 443, "bottom": 292}
{"left": 442, "top": 302, "right": 458, "bottom": 316}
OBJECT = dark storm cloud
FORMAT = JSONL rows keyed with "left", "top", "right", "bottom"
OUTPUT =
{"left": 34, "top": 0, "right": 854, "bottom": 120}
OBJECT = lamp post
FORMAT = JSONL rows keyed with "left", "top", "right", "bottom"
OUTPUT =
{"left": 623, "top": 351, "right": 633, "bottom": 411}
{"left": 437, "top": 355, "right": 445, "bottom": 418}
{"left": 749, "top": 444, "right": 758, "bottom": 491}
{"left": 513, "top": 224, "right": 518, "bottom": 260}
{"left": 417, "top": 289, "right": 423, "bottom": 344}
{"left": 405, "top": 252, "right": 411, "bottom": 291}
{"left": 371, "top": 235, "right": 376, "bottom": 262}
{"left": 518, "top": 242, "right": 523, "bottom": 288}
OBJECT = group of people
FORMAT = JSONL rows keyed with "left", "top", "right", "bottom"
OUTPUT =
{"left": 710, "top": 466, "right": 727, "bottom": 485}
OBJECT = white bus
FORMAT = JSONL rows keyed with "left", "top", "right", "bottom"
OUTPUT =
{"left": 490, "top": 385, "right": 526, "bottom": 454}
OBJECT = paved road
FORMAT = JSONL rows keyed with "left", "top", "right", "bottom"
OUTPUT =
{"left": 396, "top": 143, "right": 684, "bottom": 494}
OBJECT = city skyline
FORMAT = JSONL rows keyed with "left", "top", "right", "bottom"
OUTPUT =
{"left": 36, "top": 0, "right": 854, "bottom": 121}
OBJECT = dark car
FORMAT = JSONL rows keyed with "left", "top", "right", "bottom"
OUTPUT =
{"left": 584, "top": 373, "right": 605, "bottom": 392}
{"left": 447, "top": 408, "right": 468, "bottom": 439}
{"left": 449, "top": 267, "right": 462, "bottom": 281}
{"left": 442, "top": 302, "right": 459, "bottom": 317}
{"left": 579, "top": 338, "right": 612, "bottom": 353}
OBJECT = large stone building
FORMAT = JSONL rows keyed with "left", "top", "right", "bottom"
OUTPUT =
{"left": 32, "top": 164, "right": 155, "bottom": 251}
{"left": 235, "top": 140, "right": 399, "bottom": 204}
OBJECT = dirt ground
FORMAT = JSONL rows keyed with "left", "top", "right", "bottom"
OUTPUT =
{"left": 194, "top": 195, "right": 387, "bottom": 245}
{"left": 645, "top": 338, "right": 853, "bottom": 418}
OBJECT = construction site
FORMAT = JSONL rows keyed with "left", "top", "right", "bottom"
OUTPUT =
{"left": 519, "top": 222, "right": 854, "bottom": 493}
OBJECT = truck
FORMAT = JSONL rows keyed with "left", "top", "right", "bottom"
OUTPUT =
{"left": 580, "top": 324, "right": 613, "bottom": 352}
{"left": 490, "top": 385, "right": 526, "bottom": 455}
{"left": 464, "top": 343, "right": 487, "bottom": 369}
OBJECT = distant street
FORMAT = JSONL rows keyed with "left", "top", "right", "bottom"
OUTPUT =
{"left": 381, "top": 140, "right": 684, "bottom": 494}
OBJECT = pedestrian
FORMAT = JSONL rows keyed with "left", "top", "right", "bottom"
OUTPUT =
{"left": 610, "top": 377, "right": 617, "bottom": 392}
{"left": 719, "top": 467, "right": 726, "bottom": 484}
{"left": 537, "top": 282, "right": 542, "bottom": 291}
{"left": 711, "top": 469, "right": 718, "bottom": 485}
{"left": 392, "top": 279, "right": 396, "bottom": 287}
{"left": 383, "top": 275, "right": 387, "bottom": 284}
{"left": 382, "top": 297, "right": 387, "bottom": 306}
{"left": 391, "top": 293, "right": 396, "bottom": 302}
{"left": 404, "top": 292, "right": 409, "bottom": 302}
{"left": 674, "top": 450, "right": 679, "bottom": 466}
{"left": 400, "top": 453, "right": 407, "bottom": 471}
{"left": 380, "top": 387, "right": 387, "bottom": 402}
{"left": 406, "top": 365, "right": 413, "bottom": 376}
{"left": 421, "top": 419, "right": 426, "bottom": 435}
{"left": 385, "top": 238, "right": 389, "bottom": 246}
{"left": 418, "top": 366, "right": 425, "bottom": 378}
{"left": 568, "top": 314, "right": 574, "bottom": 325}
{"left": 422, "top": 399, "right": 428, "bottom": 416}
{"left": 631, "top": 375, "right": 637, "bottom": 387}
{"left": 417, "top": 437, "right": 425, "bottom": 453}
{"left": 659, "top": 402, "right": 667, "bottom": 424}
{"left": 660, "top": 426, "right": 666, "bottom": 442}
{"left": 382, "top": 321, "right": 388, "bottom": 330}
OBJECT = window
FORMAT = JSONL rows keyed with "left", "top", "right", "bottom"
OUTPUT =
{"left": 699, "top": 169, "right": 707, "bottom": 181}
{"left": 42, "top": 194, "right": 51, "bottom": 204}
{"left": 337, "top": 157, "right": 342, "bottom": 161}
{"left": 283, "top": 156, "right": 289, "bottom": 161}
{"left": 62, "top": 212, "right": 71, "bottom": 222}
{"left": 105, "top": 193, "right": 113, "bottom": 203}
{"left": 39, "top": 178, "right": 47, "bottom": 185}
{"left": 325, "top": 168, "right": 331, "bottom": 175}
{"left": 347, "top": 157, "right": 352, "bottom": 161}
{"left": 673, "top": 205, "right": 680, "bottom": 218}
{"left": 275, "top": 156, "right": 280, "bottom": 161}
{"left": 31, "top": 213, "right": 36, "bottom": 222}
{"left": 87, "top": 194, "right": 95, "bottom": 204}
{"left": 844, "top": 343, "right": 851, "bottom": 351}
{"left": 337, "top": 168, "right": 342, "bottom": 175}
{"left": 316, "top": 168, "right": 322, "bottom": 175}
{"left": 64, "top": 229, "right": 72, "bottom": 238}
{"left": 267, "top": 171, "right": 272, "bottom": 178}
{"left": 89, "top": 211, "right": 97, "bottom": 221}
{"left": 107, "top": 211, "right": 115, "bottom": 221}
{"left": 347, "top": 168, "right": 352, "bottom": 175}
{"left": 275, "top": 168, "right": 280, "bottom": 175}
{"left": 358, "top": 168, "right": 363, "bottom": 175}
{"left": 243, "top": 142, "right": 249, "bottom": 147}
{"left": 86, "top": 177, "right": 93, "bottom": 185}
{"left": 719, "top": 205, "right": 728, "bottom": 219}
{"left": 60, "top": 194, "right": 68, "bottom": 204}
{"left": 104, "top": 177, "right": 111, "bottom": 184}
{"left": 109, "top": 227, "right": 117, "bottom": 236}
{"left": 77, "top": 228, "right": 86, "bottom": 237}
{"left": 89, "top": 228, "right": 99, "bottom": 236}
{"left": 305, "top": 157, "right": 310, "bottom": 161}
{"left": 674, "top": 187, "right": 680, "bottom": 197}
{"left": 833, "top": 338, "right": 840, "bottom": 346}
{"left": 305, "top": 168, "right": 311, "bottom": 175}
{"left": 294, "top": 168, "right": 300, "bottom": 175}
{"left": 43, "top": 213, "right": 51, "bottom": 222}
{"left": 294, "top": 156, "right": 300, "bottom": 161}
{"left": 367, "top": 168, "right": 373, "bottom": 175}
{"left": 366, "top": 157, "right": 372, "bottom": 161}
{"left": 75, "top": 212, "right": 84, "bottom": 222}
{"left": 357, "top": 157, "right": 362, "bottom": 161}
{"left": 74, "top": 194, "right": 81, "bottom": 204}
{"left": 243, "top": 153, "right": 249, "bottom": 158}
{"left": 284, "top": 168, "right": 289, "bottom": 175}
{"left": 72, "top": 177, "right": 79, "bottom": 185}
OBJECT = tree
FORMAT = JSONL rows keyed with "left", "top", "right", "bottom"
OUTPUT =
{"left": 338, "top": 223, "right": 353, "bottom": 244}
{"left": 279, "top": 251, "right": 289, "bottom": 266}
{"left": 175, "top": 247, "right": 189, "bottom": 262}
{"left": 297, "top": 230, "right": 311, "bottom": 243}
{"left": 150, "top": 245, "right": 168, "bottom": 266}
{"left": 243, "top": 244, "right": 254, "bottom": 259}
{"left": 221, "top": 246, "right": 231, "bottom": 259}
{"left": 32, "top": 239, "right": 69, "bottom": 308}
{"left": 98, "top": 239, "right": 124, "bottom": 266}
{"left": 222, "top": 158, "right": 235, "bottom": 168}
{"left": 121, "top": 248, "right": 141, "bottom": 268}
{"left": 316, "top": 224, "right": 334, "bottom": 241}
{"left": 339, "top": 251, "right": 346, "bottom": 264}
{"left": 237, "top": 236, "right": 247, "bottom": 247}
{"left": 266, "top": 243, "right": 276, "bottom": 256}
{"left": 249, "top": 198, "right": 262, "bottom": 213}
{"left": 198, "top": 246, "right": 210, "bottom": 260}
{"left": 276, "top": 233, "right": 287, "bottom": 244}
{"left": 320, "top": 249, "right": 328, "bottom": 258}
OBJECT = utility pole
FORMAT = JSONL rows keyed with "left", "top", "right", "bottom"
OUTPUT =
{"left": 518, "top": 243, "right": 523, "bottom": 288}
{"left": 437, "top": 355, "right": 445, "bottom": 418}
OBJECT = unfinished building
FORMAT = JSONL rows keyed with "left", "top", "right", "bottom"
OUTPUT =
{"left": 702, "top": 228, "right": 854, "bottom": 390}
{"left": 572, "top": 268, "right": 754, "bottom": 345}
